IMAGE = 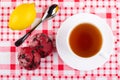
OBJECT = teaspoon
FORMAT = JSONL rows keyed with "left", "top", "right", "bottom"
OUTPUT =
{"left": 15, "top": 4, "right": 59, "bottom": 47}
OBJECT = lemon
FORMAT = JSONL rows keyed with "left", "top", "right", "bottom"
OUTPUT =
{"left": 8, "top": 3, "right": 36, "bottom": 30}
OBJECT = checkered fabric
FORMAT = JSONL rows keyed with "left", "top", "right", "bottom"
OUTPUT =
{"left": 0, "top": 0, "right": 119, "bottom": 80}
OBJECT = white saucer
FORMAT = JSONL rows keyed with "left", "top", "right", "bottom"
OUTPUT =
{"left": 56, "top": 13, "right": 114, "bottom": 71}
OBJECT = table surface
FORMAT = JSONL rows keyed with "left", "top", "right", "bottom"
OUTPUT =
{"left": 0, "top": 0, "right": 120, "bottom": 80}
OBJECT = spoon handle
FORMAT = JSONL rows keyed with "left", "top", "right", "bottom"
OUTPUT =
{"left": 15, "top": 20, "right": 42, "bottom": 47}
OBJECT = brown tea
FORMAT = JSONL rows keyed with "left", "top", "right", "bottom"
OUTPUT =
{"left": 69, "top": 23, "right": 102, "bottom": 58}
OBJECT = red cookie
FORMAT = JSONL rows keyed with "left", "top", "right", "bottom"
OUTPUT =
{"left": 18, "top": 47, "right": 41, "bottom": 70}
{"left": 29, "top": 33, "right": 53, "bottom": 58}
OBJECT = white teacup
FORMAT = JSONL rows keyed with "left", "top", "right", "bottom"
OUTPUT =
{"left": 56, "top": 13, "right": 114, "bottom": 71}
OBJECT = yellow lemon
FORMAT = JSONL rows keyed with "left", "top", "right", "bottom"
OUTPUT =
{"left": 8, "top": 3, "right": 36, "bottom": 30}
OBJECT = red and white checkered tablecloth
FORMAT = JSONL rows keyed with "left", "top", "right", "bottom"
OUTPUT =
{"left": 0, "top": 0, "right": 120, "bottom": 80}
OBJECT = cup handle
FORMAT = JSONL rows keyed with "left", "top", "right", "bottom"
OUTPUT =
{"left": 99, "top": 53, "right": 109, "bottom": 59}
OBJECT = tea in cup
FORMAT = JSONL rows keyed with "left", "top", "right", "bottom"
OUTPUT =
{"left": 68, "top": 23, "right": 103, "bottom": 58}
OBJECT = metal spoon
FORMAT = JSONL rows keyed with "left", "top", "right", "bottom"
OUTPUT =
{"left": 15, "top": 4, "right": 59, "bottom": 47}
